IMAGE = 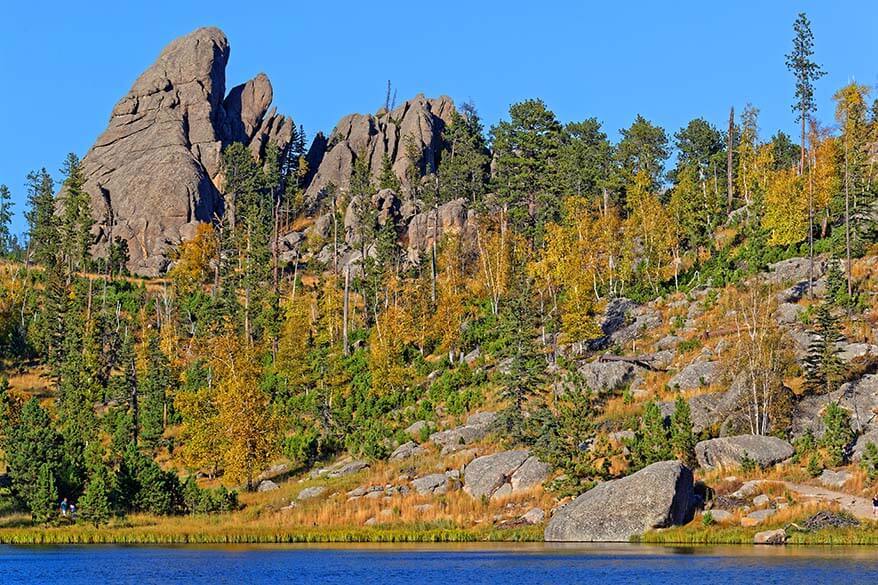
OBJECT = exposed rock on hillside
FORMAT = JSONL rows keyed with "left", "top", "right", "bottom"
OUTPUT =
{"left": 544, "top": 461, "right": 695, "bottom": 542}
{"left": 79, "top": 27, "right": 292, "bottom": 275}
{"left": 695, "top": 435, "right": 794, "bottom": 469}
{"left": 463, "top": 450, "right": 548, "bottom": 499}
{"left": 304, "top": 94, "right": 454, "bottom": 205}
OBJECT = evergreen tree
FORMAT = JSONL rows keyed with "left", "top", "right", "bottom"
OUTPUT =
{"left": 0, "top": 185, "right": 13, "bottom": 256}
{"left": 31, "top": 463, "right": 59, "bottom": 525}
{"left": 491, "top": 99, "right": 563, "bottom": 241}
{"left": 24, "top": 168, "right": 58, "bottom": 266}
{"left": 803, "top": 303, "right": 843, "bottom": 395}
{"left": 627, "top": 401, "right": 672, "bottom": 471}
{"left": 556, "top": 118, "right": 615, "bottom": 205}
{"left": 820, "top": 402, "right": 853, "bottom": 466}
{"left": 377, "top": 153, "right": 401, "bottom": 192}
{"left": 616, "top": 115, "right": 669, "bottom": 197}
{"left": 4, "top": 399, "right": 63, "bottom": 514}
{"left": 785, "top": 12, "right": 826, "bottom": 173}
{"left": 438, "top": 102, "right": 490, "bottom": 205}
{"left": 670, "top": 396, "right": 696, "bottom": 466}
{"left": 140, "top": 332, "right": 171, "bottom": 448}
{"left": 496, "top": 273, "right": 544, "bottom": 441}
{"left": 58, "top": 153, "right": 94, "bottom": 274}
{"left": 78, "top": 463, "right": 113, "bottom": 527}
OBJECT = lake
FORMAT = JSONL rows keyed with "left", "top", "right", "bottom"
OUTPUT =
{"left": 3, "top": 543, "right": 878, "bottom": 584}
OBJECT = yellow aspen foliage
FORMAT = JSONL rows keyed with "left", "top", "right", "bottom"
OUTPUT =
{"left": 400, "top": 274, "right": 433, "bottom": 354}
{"left": 430, "top": 244, "right": 469, "bottom": 356}
{"left": 168, "top": 223, "right": 218, "bottom": 292}
{"left": 762, "top": 167, "right": 807, "bottom": 245}
{"left": 368, "top": 305, "right": 413, "bottom": 394}
{"left": 277, "top": 293, "right": 314, "bottom": 387}
{"left": 474, "top": 216, "right": 517, "bottom": 315}
{"left": 175, "top": 377, "right": 223, "bottom": 476}
{"left": 177, "top": 333, "right": 280, "bottom": 489}
{"left": 210, "top": 334, "right": 281, "bottom": 489}
{"left": 317, "top": 273, "right": 344, "bottom": 346}
{"left": 624, "top": 171, "right": 678, "bottom": 292}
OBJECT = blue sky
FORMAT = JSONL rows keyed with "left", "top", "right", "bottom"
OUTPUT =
{"left": 1, "top": 1, "right": 876, "bottom": 235}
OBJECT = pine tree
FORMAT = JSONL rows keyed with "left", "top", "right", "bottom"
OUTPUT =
{"left": 377, "top": 153, "right": 401, "bottom": 192}
{"left": 0, "top": 185, "right": 13, "bottom": 256}
{"left": 803, "top": 303, "right": 843, "bottom": 395}
{"left": 78, "top": 463, "right": 113, "bottom": 527}
{"left": 140, "top": 332, "right": 171, "bottom": 448}
{"left": 24, "top": 168, "right": 58, "bottom": 267}
{"left": 670, "top": 396, "right": 696, "bottom": 466}
{"left": 31, "top": 463, "right": 59, "bottom": 525}
{"left": 496, "top": 273, "right": 544, "bottom": 442}
{"left": 820, "top": 402, "right": 853, "bottom": 466}
{"left": 438, "top": 103, "right": 490, "bottom": 205}
{"left": 785, "top": 12, "right": 826, "bottom": 173}
{"left": 4, "top": 399, "right": 63, "bottom": 514}
{"left": 627, "top": 401, "right": 672, "bottom": 471}
{"left": 58, "top": 153, "right": 94, "bottom": 274}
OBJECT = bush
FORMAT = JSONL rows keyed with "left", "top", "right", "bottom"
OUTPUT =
{"left": 820, "top": 403, "right": 854, "bottom": 467}
{"left": 860, "top": 442, "right": 878, "bottom": 479}
{"left": 182, "top": 476, "right": 238, "bottom": 514}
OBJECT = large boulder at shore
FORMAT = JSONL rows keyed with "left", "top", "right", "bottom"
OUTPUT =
{"left": 77, "top": 27, "right": 293, "bottom": 275}
{"left": 695, "top": 435, "right": 794, "bottom": 469}
{"left": 463, "top": 450, "right": 548, "bottom": 500}
{"left": 545, "top": 461, "right": 695, "bottom": 542}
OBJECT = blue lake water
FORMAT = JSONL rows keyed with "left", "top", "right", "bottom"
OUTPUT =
{"left": 2, "top": 543, "right": 878, "bottom": 584}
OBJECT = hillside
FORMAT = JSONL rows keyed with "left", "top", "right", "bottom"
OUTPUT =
{"left": 2, "top": 19, "right": 878, "bottom": 544}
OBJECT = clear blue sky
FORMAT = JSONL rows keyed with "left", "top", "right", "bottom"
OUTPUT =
{"left": 1, "top": 1, "right": 876, "bottom": 236}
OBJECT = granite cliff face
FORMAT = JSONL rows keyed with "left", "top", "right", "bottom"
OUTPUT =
{"left": 304, "top": 94, "right": 455, "bottom": 206}
{"left": 80, "top": 27, "right": 293, "bottom": 275}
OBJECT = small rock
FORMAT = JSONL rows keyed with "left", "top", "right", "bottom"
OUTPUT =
{"left": 411, "top": 473, "right": 451, "bottom": 495}
{"left": 742, "top": 508, "right": 776, "bottom": 526}
{"left": 297, "top": 486, "right": 327, "bottom": 500}
{"left": 753, "top": 494, "right": 770, "bottom": 507}
{"left": 754, "top": 529, "right": 787, "bottom": 545}
{"left": 364, "top": 517, "right": 378, "bottom": 527}
{"left": 521, "top": 508, "right": 545, "bottom": 524}
{"left": 257, "top": 480, "right": 279, "bottom": 492}
{"left": 390, "top": 441, "right": 424, "bottom": 461}
{"left": 413, "top": 504, "right": 434, "bottom": 514}
{"left": 707, "top": 509, "right": 733, "bottom": 523}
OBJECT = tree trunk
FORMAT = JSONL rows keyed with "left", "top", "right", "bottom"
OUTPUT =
{"left": 342, "top": 266, "right": 350, "bottom": 356}
{"left": 727, "top": 106, "right": 735, "bottom": 213}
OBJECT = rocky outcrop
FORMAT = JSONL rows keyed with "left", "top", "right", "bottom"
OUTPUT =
{"left": 544, "top": 461, "right": 695, "bottom": 542}
{"left": 668, "top": 360, "right": 719, "bottom": 390}
{"left": 304, "top": 94, "right": 454, "bottom": 204}
{"left": 792, "top": 375, "right": 878, "bottom": 438}
{"left": 78, "top": 27, "right": 293, "bottom": 275}
{"left": 578, "top": 360, "right": 643, "bottom": 394}
{"left": 463, "top": 450, "right": 548, "bottom": 499}
{"left": 405, "top": 198, "right": 476, "bottom": 256}
{"left": 695, "top": 435, "right": 794, "bottom": 469}
{"left": 429, "top": 412, "right": 496, "bottom": 454}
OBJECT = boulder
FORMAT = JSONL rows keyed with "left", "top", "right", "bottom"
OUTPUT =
{"left": 76, "top": 27, "right": 293, "bottom": 275}
{"left": 406, "top": 198, "right": 475, "bottom": 255}
{"left": 754, "top": 529, "right": 787, "bottom": 545}
{"left": 310, "top": 458, "right": 369, "bottom": 479}
{"left": 297, "top": 486, "right": 326, "bottom": 500}
{"left": 742, "top": 508, "right": 776, "bottom": 526}
{"left": 838, "top": 343, "right": 878, "bottom": 363}
{"left": 464, "top": 450, "right": 530, "bottom": 499}
{"left": 389, "top": 441, "right": 424, "bottom": 461}
{"left": 753, "top": 494, "right": 770, "bottom": 507}
{"left": 430, "top": 412, "right": 496, "bottom": 454}
{"left": 463, "top": 451, "right": 548, "bottom": 500}
{"left": 521, "top": 508, "right": 545, "bottom": 525}
{"left": 410, "top": 473, "right": 450, "bottom": 495}
{"left": 668, "top": 360, "right": 719, "bottom": 390}
{"left": 775, "top": 303, "right": 803, "bottom": 325}
{"left": 707, "top": 509, "right": 733, "bottom": 523}
{"left": 695, "top": 435, "right": 793, "bottom": 469}
{"left": 766, "top": 257, "right": 825, "bottom": 285}
{"left": 578, "top": 360, "right": 643, "bottom": 394}
{"left": 792, "top": 375, "right": 878, "bottom": 438}
{"left": 257, "top": 479, "right": 279, "bottom": 492}
{"left": 852, "top": 430, "right": 878, "bottom": 461}
{"left": 818, "top": 469, "right": 853, "bottom": 489}
{"left": 544, "top": 461, "right": 695, "bottom": 542}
